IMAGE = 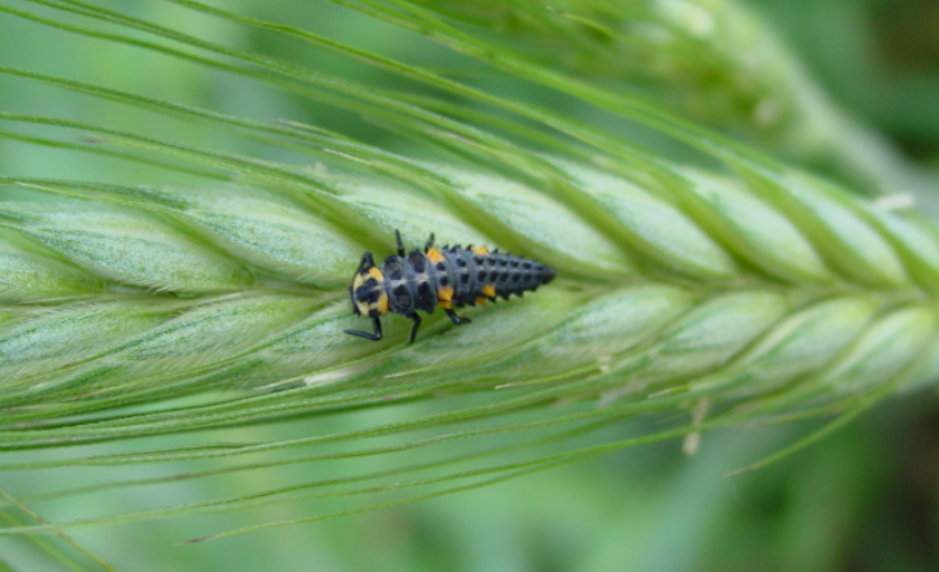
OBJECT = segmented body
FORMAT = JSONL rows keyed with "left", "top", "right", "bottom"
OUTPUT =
{"left": 392, "top": 244, "right": 554, "bottom": 312}
{"left": 346, "top": 232, "right": 555, "bottom": 343}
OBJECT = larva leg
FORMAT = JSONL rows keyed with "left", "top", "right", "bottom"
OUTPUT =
{"left": 395, "top": 229, "right": 406, "bottom": 257}
{"left": 407, "top": 313, "right": 422, "bottom": 343}
{"left": 344, "top": 316, "right": 383, "bottom": 341}
{"left": 424, "top": 232, "right": 436, "bottom": 250}
{"left": 445, "top": 308, "right": 472, "bottom": 325}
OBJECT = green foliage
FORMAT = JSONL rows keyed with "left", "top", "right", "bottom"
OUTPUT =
{"left": 0, "top": 0, "right": 937, "bottom": 561}
{"left": 418, "top": 0, "right": 932, "bottom": 197}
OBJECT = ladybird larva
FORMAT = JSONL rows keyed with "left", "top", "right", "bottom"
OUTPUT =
{"left": 345, "top": 230, "right": 556, "bottom": 343}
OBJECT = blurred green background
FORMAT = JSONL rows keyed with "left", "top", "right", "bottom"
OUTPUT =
{"left": 2, "top": 0, "right": 939, "bottom": 570}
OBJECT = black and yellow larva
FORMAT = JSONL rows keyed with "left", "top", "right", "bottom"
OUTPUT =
{"left": 346, "top": 230, "right": 556, "bottom": 343}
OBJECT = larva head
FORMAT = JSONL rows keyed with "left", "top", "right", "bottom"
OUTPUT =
{"left": 349, "top": 252, "right": 389, "bottom": 317}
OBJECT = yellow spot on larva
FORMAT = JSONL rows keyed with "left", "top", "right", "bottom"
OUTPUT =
{"left": 475, "top": 296, "right": 487, "bottom": 305}
{"left": 368, "top": 267, "right": 384, "bottom": 281}
{"left": 472, "top": 245, "right": 490, "bottom": 256}
{"left": 352, "top": 273, "right": 366, "bottom": 290}
{"left": 377, "top": 292, "right": 389, "bottom": 314}
{"left": 481, "top": 284, "right": 496, "bottom": 298}
{"left": 440, "top": 300, "right": 453, "bottom": 309}
{"left": 426, "top": 248, "right": 445, "bottom": 263}
{"left": 438, "top": 286, "right": 454, "bottom": 302}
{"left": 354, "top": 299, "right": 370, "bottom": 316}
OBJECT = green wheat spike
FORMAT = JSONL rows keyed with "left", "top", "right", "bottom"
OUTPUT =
{"left": 0, "top": 0, "right": 936, "bottom": 544}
